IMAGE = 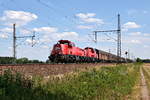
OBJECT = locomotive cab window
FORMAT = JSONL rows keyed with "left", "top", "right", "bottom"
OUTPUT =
{"left": 58, "top": 40, "right": 75, "bottom": 47}
{"left": 58, "top": 41, "right": 69, "bottom": 45}
{"left": 69, "top": 43, "right": 75, "bottom": 47}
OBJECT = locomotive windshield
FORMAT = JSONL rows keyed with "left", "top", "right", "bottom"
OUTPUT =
{"left": 57, "top": 40, "right": 75, "bottom": 47}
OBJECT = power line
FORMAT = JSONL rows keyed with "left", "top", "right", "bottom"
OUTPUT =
{"left": 3, "top": 0, "right": 77, "bottom": 29}
{"left": 12, "top": 24, "right": 36, "bottom": 58}
{"left": 93, "top": 14, "right": 121, "bottom": 63}
{"left": 1, "top": 0, "right": 79, "bottom": 29}
{"left": 103, "top": 32, "right": 117, "bottom": 41}
{"left": 35, "top": 0, "right": 77, "bottom": 25}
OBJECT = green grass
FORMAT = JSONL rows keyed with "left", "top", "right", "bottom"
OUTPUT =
{"left": 0, "top": 63, "right": 141, "bottom": 100}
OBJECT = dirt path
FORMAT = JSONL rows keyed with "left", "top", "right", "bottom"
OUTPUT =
{"left": 140, "top": 68, "right": 149, "bottom": 100}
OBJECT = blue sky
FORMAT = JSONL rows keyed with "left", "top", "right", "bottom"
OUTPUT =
{"left": 0, "top": 0, "right": 150, "bottom": 61}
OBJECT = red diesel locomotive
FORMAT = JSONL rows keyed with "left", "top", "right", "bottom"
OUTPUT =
{"left": 49, "top": 40, "right": 126, "bottom": 63}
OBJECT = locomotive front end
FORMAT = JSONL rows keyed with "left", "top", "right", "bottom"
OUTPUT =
{"left": 49, "top": 40, "right": 71, "bottom": 62}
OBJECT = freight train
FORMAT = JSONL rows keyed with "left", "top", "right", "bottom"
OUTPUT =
{"left": 49, "top": 40, "right": 131, "bottom": 63}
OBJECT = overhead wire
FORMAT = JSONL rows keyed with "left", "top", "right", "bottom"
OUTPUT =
{"left": 9, "top": 0, "right": 54, "bottom": 26}
{"left": 0, "top": 0, "right": 56, "bottom": 28}
{"left": 35, "top": 0, "right": 78, "bottom": 26}
{"left": 103, "top": 32, "right": 117, "bottom": 41}
{"left": 1, "top": 0, "right": 113, "bottom": 47}
{"left": 39, "top": 0, "right": 118, "bottom": 45}
{"left": 4, "top": 0, "right": 78, "bottom": 33}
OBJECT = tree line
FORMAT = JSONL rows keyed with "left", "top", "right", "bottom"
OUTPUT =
{"left": 0, "top": 57, "right": 150, "bottom": 64}
{"left": 0, "top": 57, "right": 48, "bottom": 64}
{"left": 136, "top": 58, "right": 150, "bottom": 63}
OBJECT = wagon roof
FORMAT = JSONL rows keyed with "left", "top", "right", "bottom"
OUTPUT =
{"left": 96, "top": 49, "right": 117, "bottom": 57}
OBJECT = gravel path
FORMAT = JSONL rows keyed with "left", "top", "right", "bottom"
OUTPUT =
{"left": 140, "top": 68, "right": 149, "bottom": 100}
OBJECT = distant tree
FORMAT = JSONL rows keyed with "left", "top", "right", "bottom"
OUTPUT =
{"left": 0, "top": 57, "right": 15, "bottom": 64}
{"left": 0, "top": 57, "right": 46, "bottom": 64}
{"left": 16, "top": 58, "right": 29, "bottom": 64}
{"left": 136, "top": 58, "right": 142, "bottom": 63}
{"left": 31, "top": 60, "right": 44, "bottom": 64}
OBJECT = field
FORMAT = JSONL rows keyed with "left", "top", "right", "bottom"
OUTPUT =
{"left": 0, "top": 63, "right": 143, "bottom": 100}
{"left": 0, "top": 63, "right": 114, "bottom": 76}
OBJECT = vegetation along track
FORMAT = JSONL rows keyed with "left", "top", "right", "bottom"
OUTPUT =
{"left": 0, "top": 63, "right": 141, "bottom": 100}
{"left": 0, "top": 63, "right": 114, "bottom": 77}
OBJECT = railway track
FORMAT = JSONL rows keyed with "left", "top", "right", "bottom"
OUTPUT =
{"left": 0, "top": 63, "right": 115, "bottom": 77}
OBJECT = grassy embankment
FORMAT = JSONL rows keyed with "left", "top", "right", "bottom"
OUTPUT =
{"left": 0, "top": 63, "right": 141, "bottom": 100}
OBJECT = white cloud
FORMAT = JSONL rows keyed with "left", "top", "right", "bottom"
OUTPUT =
{"left": 83, "top": 18, "right": 103, "bottom": 23}
{"left": 128, "top": 32, "right": 150, "bottom": 37}
{"left": 122, "top": 28, "right": 128, "bottom": 32}
{"left": 76, "top": 13, "right": 96, "bottom": 19}
{"left": 143, "top": 11, "right": 148, "bottom": 14}
{"left": 39, "top": 31, "right": 79, "bottom": 43}
{"left": 0, "top": 27, "right": 12, "bottom": 33}
{"left": 33, "top": 27, "right": 58, "bottom": 33}
{"left": 130, "top": 32, "right": 141, "bottom": 36}
{"left": 143, "top": 33, "right": 150, "bottom": 36}
{"left": 144, "top": 45, "right": 149, "bottom": 48}
{"left": 77, "top": 25, "right": 93, "bottom": 29}
{"left": 0, "top": 34, "right": 9, "bottom": 39}
{"left": 40, "top": 31, "right": 79, "bottom": 43}
{"left": 8, "top": 47, "right": 13, "bottom": 50}
{"left": 33, "top": 26, "right": 79, "bottom": 43}
{"left": 127, "top": 9, "right": 138, "bottom": 15}
{"left": 26, "top": 38, "right": 39, "bottom": 44}
{"left": 128, "top": 9, "right": 148, "bottom": 15}
{"left": 33, "top": 27, "right": 59, "bottom": 43}
{"left": 41, "top": 45, "right": 49, "bottom": 49}
{"left": 0, "top": 10, "right": 38, "bottom": 27}
{"left": 130, "top": 40, "right": 141, "bottom": 44}
{"left": 56, "top": 32, "right": 78, "bottom": 39}
{"left": 76, "top": 13, "right": 104, "bottom": 24}
{"left": 19, "top": 29, "right": 32, "bottom": 35}
{"left": 123, "top": 22, "right": 141, "bottom": 29}
{"left": 40, "top": 35, "right": 54, "bottom": 43}
{"left": 0, "top": 28, "right": 12, "bottom": 39}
